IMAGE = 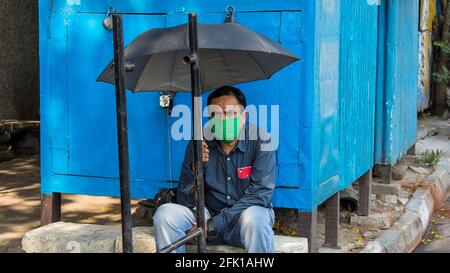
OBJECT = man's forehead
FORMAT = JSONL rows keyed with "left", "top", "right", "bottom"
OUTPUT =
{"left": 209, "top": 95, "right": 240, "bottom": 105}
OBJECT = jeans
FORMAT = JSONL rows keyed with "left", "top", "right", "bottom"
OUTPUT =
{"left": 153, "top": 203, "right": 275, "bottom": 253}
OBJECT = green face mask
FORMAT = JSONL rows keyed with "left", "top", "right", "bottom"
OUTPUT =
{"left": 209, "top": 114, "right": 242, "bottom": 143}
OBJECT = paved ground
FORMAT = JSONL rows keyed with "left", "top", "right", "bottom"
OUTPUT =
{"left": 416, "top": 116, "right": 450, "bottom": 159}
{"left": 415, "top": 199, "right": 450, "bottom": 253}
{"left": 1, "top": 115, "right": 449, "bottom": 253}
{"left": 0, "top": 155, "right": 139, "bottom": 253}
{"left": 414, "top": 116, "right": 450, "bottom": 253}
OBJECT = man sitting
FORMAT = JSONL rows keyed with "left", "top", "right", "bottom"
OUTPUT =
{"left": 153, "top": 85, "right": 276, "bottom": 253}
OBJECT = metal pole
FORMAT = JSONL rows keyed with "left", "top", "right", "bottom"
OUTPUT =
{"left": 159, "top": 229, "right": 203, "bottom": 253}
{"left": 188, "top": 13, "right": 207, "bottom": 253}
{"left": 112, "top": 14, "right": 133, "bottom": 253}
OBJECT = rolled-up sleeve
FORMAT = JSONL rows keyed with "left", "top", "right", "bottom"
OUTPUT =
{"left": 176, "top": 141, "right": 196, "bottom": 208}
{"left": 211, "top": 139, "right": 276, "bottom": 234}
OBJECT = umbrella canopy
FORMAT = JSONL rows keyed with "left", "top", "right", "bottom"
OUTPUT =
{"left": 97, "top": 22, "right": 300, "bottom": 92}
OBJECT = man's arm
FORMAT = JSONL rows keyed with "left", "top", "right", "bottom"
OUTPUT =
{"left": 210, "top": 139, "right": 276, "bottom": 235}
{"left": 176, "top": 141, "right": 210, "bottom": 208}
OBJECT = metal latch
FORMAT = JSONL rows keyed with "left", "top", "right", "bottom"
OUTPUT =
{"left": 224, "top": 6, "right": 236, "bottom": 23}
{"left": 103, "top": 7, "right": 115, "bottom": 30}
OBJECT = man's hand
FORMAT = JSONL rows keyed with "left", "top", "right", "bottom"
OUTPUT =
{"left": 201, "top": 141, "right": 209, "bottom": 163}
{"left": 192, "top": 141, "right": 209, "bottom": 171}
{"left": 188, "top": 224, "right": 208, "bottom": 239}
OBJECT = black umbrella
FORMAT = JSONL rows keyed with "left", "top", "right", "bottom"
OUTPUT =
{"left": 98, "top": 13, "right": 300, "bottom": 254}
{"left": 97, "top": 20, "right": 300, "bottom": 92}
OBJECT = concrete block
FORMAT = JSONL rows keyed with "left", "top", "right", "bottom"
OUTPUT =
{"left": 359, "top": 241, "right": 386, "bottom": 253}
{"left": 362, "top": 231, "right": 378, "bottom": 239}
{"left": 350, "top": 212, "right": 393, "bottom": 230}
{"left": 115, "top": 227, "right": 156, "bottom": 253}
{"left": 412, "top": 187, "right": 434, "bottom": 203}
{"left": 273, "top": 235, "right": 308, "bottom": 253}
{"left": 436, "top": 158, "right": 450, "bottom": 174}
{"left": 188, "top": 236, "right": 308, "bottom": 253}
{"left": 23, "top": 222, "right": 308, "bottom": 253}
{"left": 409, "top": 166, "right": 431, "bottom": 175}
{"left": 391, "top": 211, "right": 423, "bottom": 252}
{"left": 376, "top": 230, "right": 408, "bottom": 253}
{"left": 23, "top": 222, "right": 121, "bottom": 253}
{"left": 372, "top": 183, "right": 401, "bottom": 196}
{"left": 398, "top": 197, "right": 409, "bottom": 206}
{"left": 318, "top": 247, "right": 349, "bottom": 253}
{"left": 378, "top": 194, "right": 398, "bottom": 204}
{"left": 405, "top": 193, "right": 434, "bottom": 228}
{"left": 426, "top": 168, "right": 450, "bottom": 195}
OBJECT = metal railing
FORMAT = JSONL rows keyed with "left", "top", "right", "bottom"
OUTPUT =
{"left": 111, "top": 13, "right": 206, "bottom": 253}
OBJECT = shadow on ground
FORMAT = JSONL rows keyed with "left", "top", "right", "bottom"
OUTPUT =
{"left": 0, "top": 155, "right": 140, "bottom": 253}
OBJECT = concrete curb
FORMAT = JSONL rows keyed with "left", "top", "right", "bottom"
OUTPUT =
{"left": 22, "top": 222, "right": 308, "bottom": 253}
{"left": 360, "top": 158, "right": 450, "bottom": 253}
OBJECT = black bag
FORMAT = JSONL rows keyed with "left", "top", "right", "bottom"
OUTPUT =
{"left": 154, "top": 187, "right": 177, "bottom": 209}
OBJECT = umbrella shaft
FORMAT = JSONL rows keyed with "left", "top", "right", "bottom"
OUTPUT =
{"left": 112, "top": 14, "right": 133, "bottom": 254}
{"left": 189, "top": 13, "right": 207, "bottom": 253}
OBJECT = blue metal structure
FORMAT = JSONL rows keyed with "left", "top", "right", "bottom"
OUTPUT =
{"left": 375, "top": 0, "right": 419, "bottom": 165}
{"left": 339, "top": 0, "right": 378, "bottom": 189}
{"left": 40, "top": 0, "right": 380, "bottom": 212}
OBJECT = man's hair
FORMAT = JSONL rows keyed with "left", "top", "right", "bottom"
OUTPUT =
{"left": 207, "top": 85, "right": 247, "bottom": 107}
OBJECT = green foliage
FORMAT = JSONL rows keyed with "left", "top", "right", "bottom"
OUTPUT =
{"left": 418, "top": 149, "right": 442, "bottom": 167}
{"left": 434, "top": 40, "right": 450, "bottom": 54}
{"left": 433, "top": 37, "right": 450, "bottom": 83}
{"left": 433, "top": 65, "right": 450, "bottom": 83}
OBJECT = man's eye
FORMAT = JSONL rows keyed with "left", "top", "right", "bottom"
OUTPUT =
{"left": 226, "top": 112, "right": 238, "bottom": 117}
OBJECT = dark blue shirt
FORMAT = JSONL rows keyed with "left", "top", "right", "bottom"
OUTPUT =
{"left": 176, "top": 124, "right": 276, "bottom": 235}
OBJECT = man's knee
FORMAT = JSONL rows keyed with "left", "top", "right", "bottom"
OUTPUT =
{"left": 153, "top": 203, "right": 187, "bottom": 228}
{"left": 240, "top": 206, "right": 273, "bottom": 231}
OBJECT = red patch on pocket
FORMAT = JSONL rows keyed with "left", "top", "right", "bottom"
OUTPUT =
{"left": 237, "top": 166, "right": 252, "bottom": 179}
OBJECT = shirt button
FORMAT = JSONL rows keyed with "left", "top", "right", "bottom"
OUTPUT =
{"left": 227, "top": 157, "right": 230, "bottom": 161}
{"left": 227, "top": 177, "right": 231, "bottom": 181}
{"left": 227, "top": 196, "right": 231, "bottom": 200}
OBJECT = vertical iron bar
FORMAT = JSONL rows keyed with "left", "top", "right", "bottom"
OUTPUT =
{"left": 324, "top": 192, "right": 340, "bottom": 248}
{"left": 377, "top": 164, "right": 392, "bottom": 184}
{"left": 41, "top": 193, "right": 61, "bottom": 226}
{"left": 358, "top": 169, "right": 372, "bottom": 216}
{"left": 298, "top": 209, "right": 317, "bottom": 253}
{"left": 188, "top": 13, "right": 207, "bottom": 253}
{"left": 112, "top": 14, "right": 133, "bottom": 253}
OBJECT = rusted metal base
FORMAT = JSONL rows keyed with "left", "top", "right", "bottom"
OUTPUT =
{"left": 41, "top": 193, "right": 61, "bottom": 226}
{"left": 407, "top": 144, "right": 416, "bottom": 156}
{"left": 358, "top": 169, "right": 372, "bottom": 216}
{"left": 376, "top": 164, "right": 392, "bottom": 184}
{"left": 324, "top": 192, "right": 340, "bottom": 248}
{"left": 297, "top": 209, "right": 317, "bottom": 253}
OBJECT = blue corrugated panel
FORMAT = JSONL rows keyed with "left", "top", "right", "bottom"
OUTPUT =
{"left": 375, "top": 0, "right": 419, "bottom": 165}
{"left": 40, "top": 0, "right": 379, "bottom": 211}
{"left": 338, "top": 1, "right": 378, "bottom": 189}
{"left": 310, "top": 0, "right": 342, "bottom": 207}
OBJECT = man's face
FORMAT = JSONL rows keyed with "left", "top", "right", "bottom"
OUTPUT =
{"left": 208, "top": 95, "right": 246, "bottom": 126}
